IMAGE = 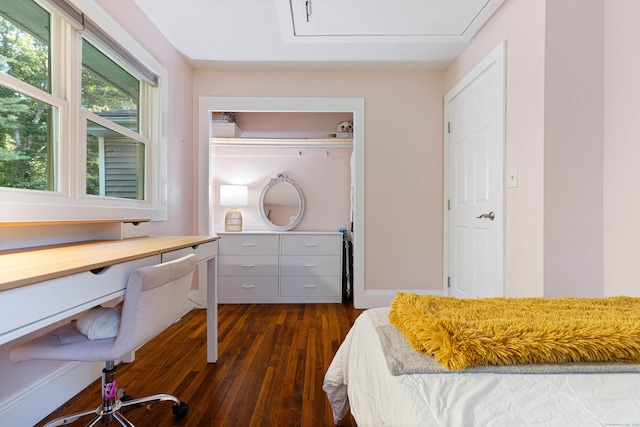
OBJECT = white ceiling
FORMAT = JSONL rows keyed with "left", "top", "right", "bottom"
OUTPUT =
{"left": 132, "top": 0, "right": 505, "bottom": 71}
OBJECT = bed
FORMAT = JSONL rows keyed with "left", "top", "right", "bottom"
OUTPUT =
{"left": 323, "top": 295, "right": 640, "bottom": 427}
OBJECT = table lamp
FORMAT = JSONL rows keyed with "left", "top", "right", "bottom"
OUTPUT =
{"left": 220, "top": 185, "right": 248, "bottom": 232}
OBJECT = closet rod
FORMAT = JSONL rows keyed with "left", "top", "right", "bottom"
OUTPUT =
{"left": 211, "top": 143, "right": 352, "bottom": 148}
{"left": 212, "top": 152, "right": 350, "bottom": 158}
{"left": 210, "top": 137, "right": 352, "bottom": 149}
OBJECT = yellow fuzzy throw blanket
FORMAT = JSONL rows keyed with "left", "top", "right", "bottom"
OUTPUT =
{"left": 389, "top": 292, "right": 640, "bottom": 371}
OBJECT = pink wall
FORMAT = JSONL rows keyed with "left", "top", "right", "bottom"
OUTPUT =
{"left": 543, "top": 0, "right": 604, "bottom": 297}
{"left": 195, "top": 70, "right": 445, "bottom": 292}
{"left": 603, "top": 1, "right": 640, "bottom": 297}
{"left": 212, "top": 146, "right": 352, "bottom": 232}
{"left": 445, "top": 0, "right": 547, "bottom": 296}
{"left": 96, "top": 0, "right": 195, "bottom": 236}
{"left": 233, "top": 112, "right": 353, "bottom": 138}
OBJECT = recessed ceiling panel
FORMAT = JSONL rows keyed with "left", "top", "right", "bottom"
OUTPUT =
{"left": 288, "top": 0, "right": 498, "bottom": 38}
{"left": 134, "top": 0, "right": 505, "bottom": 70}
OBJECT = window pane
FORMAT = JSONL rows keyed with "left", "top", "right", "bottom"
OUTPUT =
{"left": 0, "top": 84, "right": 56, "bottom": 191}
{"left": 86, "top": 120, "right": 145, "bottom": 200}
{"left": 0, "top": 0, "right": 50, "bottom": 93}
{"left": 82, "top": 40, "right": 139, "bottom": 132}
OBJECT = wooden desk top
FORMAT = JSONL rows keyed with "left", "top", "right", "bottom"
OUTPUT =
{"left": 0, "top": 236, "right": 219, "bottom": 292}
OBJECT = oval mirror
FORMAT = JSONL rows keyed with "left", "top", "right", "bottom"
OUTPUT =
{"left": 259, "top": 173, "right": 304, "bottom": 231}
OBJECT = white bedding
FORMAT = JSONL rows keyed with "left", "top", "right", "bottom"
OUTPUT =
{"left": 323, "top": 307, "right": 640, "bottom": 427}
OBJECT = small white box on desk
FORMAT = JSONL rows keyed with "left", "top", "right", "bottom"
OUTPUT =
{"left": 122, "top": 221, "right": 150, "bottom": 238}
{"left": 95, "top": 220, "right": 150, "bottom": 240}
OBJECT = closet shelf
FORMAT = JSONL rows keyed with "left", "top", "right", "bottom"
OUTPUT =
{"left": 210, "top": 137, "right": 353, "bottom": 148}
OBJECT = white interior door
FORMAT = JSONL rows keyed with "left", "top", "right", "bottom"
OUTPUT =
{"left": 445, "top": 42, "right": 505, "bottom": 299}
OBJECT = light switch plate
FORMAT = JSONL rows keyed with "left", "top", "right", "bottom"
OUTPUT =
{"left": 508, "top": 168, "right": 518, "bottom": 188}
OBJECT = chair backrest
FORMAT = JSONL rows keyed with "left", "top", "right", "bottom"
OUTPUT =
{"left": 110, "top": 254, "right": 197, "bottom": 357}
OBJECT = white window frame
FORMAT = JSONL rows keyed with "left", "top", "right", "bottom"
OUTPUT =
{"left": 80, "top": 111, "right": 150, "bottom": 204}
{"left": 0, "top": 0, "right": 167, "bottom": 221}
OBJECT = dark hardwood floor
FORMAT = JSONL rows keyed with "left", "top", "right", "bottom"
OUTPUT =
{"left": 37, "top": 303, "right": 364, "bottom": 426}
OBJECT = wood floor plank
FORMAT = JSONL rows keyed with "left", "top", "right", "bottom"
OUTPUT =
{"left": 36, "top": 302, "right": 363, "bottom": 426}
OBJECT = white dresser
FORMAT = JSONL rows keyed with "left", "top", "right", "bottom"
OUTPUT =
{"left": 218, "top": 231, "right": 342, "bottom": 303}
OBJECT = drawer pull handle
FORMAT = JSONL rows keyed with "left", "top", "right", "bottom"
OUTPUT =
{"left": 304, "top": 284, "right": 317, "bottom": 288}
{"left": 90, "top": 266, "right": 110, "bottom": 275}
{"left": 241, "top": 284, "right": 255, "bottom": 289}
{"left": 304, "top": 264, "right": 318, "bottom": 268}
{"left": 242, "top": 243, "right": 256, "bottom": 247}
{"left": 305, "top": 243, "right": 318, "bottom": 247}
{"left": 242, "top": 264, "right": 256, "bottom": 268}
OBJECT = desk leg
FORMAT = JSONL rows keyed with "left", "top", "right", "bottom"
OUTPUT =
{"left": 205, "top": 257, "right": 218, "bottom": 363}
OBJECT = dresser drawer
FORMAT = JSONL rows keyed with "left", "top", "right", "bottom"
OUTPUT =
{"left": 280, "top": 255, "right": 341, "bottom": 276}
{"left": 219, "top": 234, "right": 279, "bottom": 256}
{"left": 280, "top": 276, "right": 341, "bottom": 297}
{"left": 161, "top": 240, "right": 217, "bottom": 262}
{"left": 218, "top": 276, "right": 279, "bottom": 299}
{"left": 280, "top": 234, "right": 341, "bottom": 256}
{"left": 218, "top": 255, "right": 279, "bottom": 276}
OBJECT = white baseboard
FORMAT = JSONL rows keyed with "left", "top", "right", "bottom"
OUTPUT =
{"left": 354, "top": 289, "right": 444, "bottom": 309}
{"left": 0, "top": 361, "right": 102, "bottom": 426}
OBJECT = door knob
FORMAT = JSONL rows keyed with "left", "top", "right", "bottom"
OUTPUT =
{"left": 476, "top": 211, "right": 495, "bottom": 220}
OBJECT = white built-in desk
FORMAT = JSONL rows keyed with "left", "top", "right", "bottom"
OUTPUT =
{"left": 0, "top": 235, "right": 220, "bottom": 362}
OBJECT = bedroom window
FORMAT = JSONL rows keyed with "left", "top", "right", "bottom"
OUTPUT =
{"left": 0, "top": 86, "right": 58, "bottom": 191}
{"left": 0, "top": 0, "right": 166, "bottom": 220}
{"left": 85, "top": 119, "right": 145, "bottom": 200}
{"left": 0, "top": 1, "right": 56, "bottom": 192}
{"left": 82, "top": 39, "right": 147, "bottom": 200}
{"left": 0, "top": 0, "right": 50, "bottom": 92}
{"left": 81, "top": 39, "right": 139, "bottom": 132}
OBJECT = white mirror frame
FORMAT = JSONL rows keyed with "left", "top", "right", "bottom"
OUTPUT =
{"left": 259, "top": 173, "right": 305, "bottom": 231}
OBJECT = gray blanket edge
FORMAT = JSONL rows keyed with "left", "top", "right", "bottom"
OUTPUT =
{"left": 367, "top": 307, "right": 640, "bottom": 376}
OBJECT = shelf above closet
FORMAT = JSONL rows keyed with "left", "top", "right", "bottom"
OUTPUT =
{"left": 210, "top": 137, "right": 353, "bottom": 148}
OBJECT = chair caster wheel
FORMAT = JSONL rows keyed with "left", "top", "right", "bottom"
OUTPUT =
{"left": 172, "top": 401, "right": 189, "bottom": 418}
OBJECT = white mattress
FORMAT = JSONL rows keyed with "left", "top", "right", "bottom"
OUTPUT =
{"left": 323, "top": 307, "right": 640, "bottom": 427}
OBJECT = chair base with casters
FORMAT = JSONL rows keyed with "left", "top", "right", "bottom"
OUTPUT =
{"left": 42, "top": 359, "right": 189, "bottom": 427}
{"left": 9, "top": 254, "right": 198, "bottom": 427}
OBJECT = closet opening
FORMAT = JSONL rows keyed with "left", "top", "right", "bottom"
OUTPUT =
{"left": 197, "top": 97, "right": 364, "bottom": 306}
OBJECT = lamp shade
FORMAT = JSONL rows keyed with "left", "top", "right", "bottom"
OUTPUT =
{"left": 220, "top": 185, "right": 248, "bottom": 207}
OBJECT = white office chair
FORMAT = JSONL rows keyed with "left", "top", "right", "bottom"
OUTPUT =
{"left": 10, "top": 254, "right": 198, "bottom": 427}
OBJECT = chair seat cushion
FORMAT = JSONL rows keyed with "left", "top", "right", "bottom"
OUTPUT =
{"left": 76, "top": 305, "right": 122, "bottom": 340}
